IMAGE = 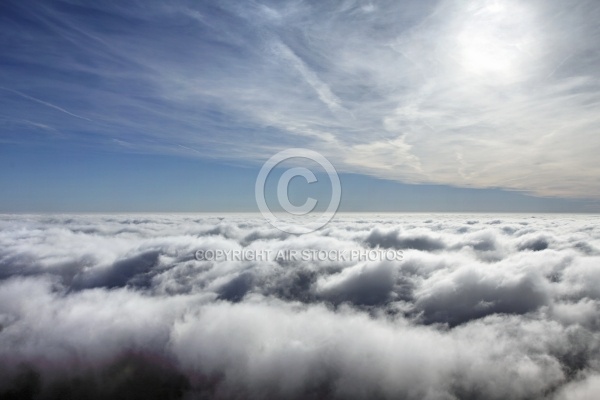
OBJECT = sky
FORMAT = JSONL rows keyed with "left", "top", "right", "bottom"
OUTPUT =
{"left": 1, "top": 0, "right": 600, "bottom": 212}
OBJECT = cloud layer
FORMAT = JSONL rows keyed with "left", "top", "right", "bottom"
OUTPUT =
{"left": 1, "top": 213, "right": 600, "bottom": 399}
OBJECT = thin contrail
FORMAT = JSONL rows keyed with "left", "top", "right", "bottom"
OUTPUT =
{"left": 0, "top": 86, "right": 94, "bottom": 122}
{"left": 178, "top": 144, "right": 203, "bottom": 154}
{"left": 546, "top": 54, "right": 573, "bottom": 79}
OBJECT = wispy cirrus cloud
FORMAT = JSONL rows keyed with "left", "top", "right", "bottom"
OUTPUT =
{"left": 1, "top": 0, "right": 600, "bottom": 198}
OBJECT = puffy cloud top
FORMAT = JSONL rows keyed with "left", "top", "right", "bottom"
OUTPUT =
{"left": 1, "top": 214, "right": 600, "bottom": 399}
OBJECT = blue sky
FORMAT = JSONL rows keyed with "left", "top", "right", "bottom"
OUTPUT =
{"left": 1, "top": 0, "right": 599, "bottom": 212}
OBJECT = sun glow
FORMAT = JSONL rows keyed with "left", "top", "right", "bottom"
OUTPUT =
{"left": 456, "top": 0, "right": 536, "bottom": 81}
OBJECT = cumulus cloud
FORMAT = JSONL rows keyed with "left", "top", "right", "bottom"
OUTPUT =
{"left": 1, "top": 214, "right": 600, "bottom": 399}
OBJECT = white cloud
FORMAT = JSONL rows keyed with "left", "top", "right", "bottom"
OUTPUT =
{"left": 4, "top": 0, "right": 600, "bottom": 198}
{"left": 1, "top": 214, "right": 600, "bottom": 398}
